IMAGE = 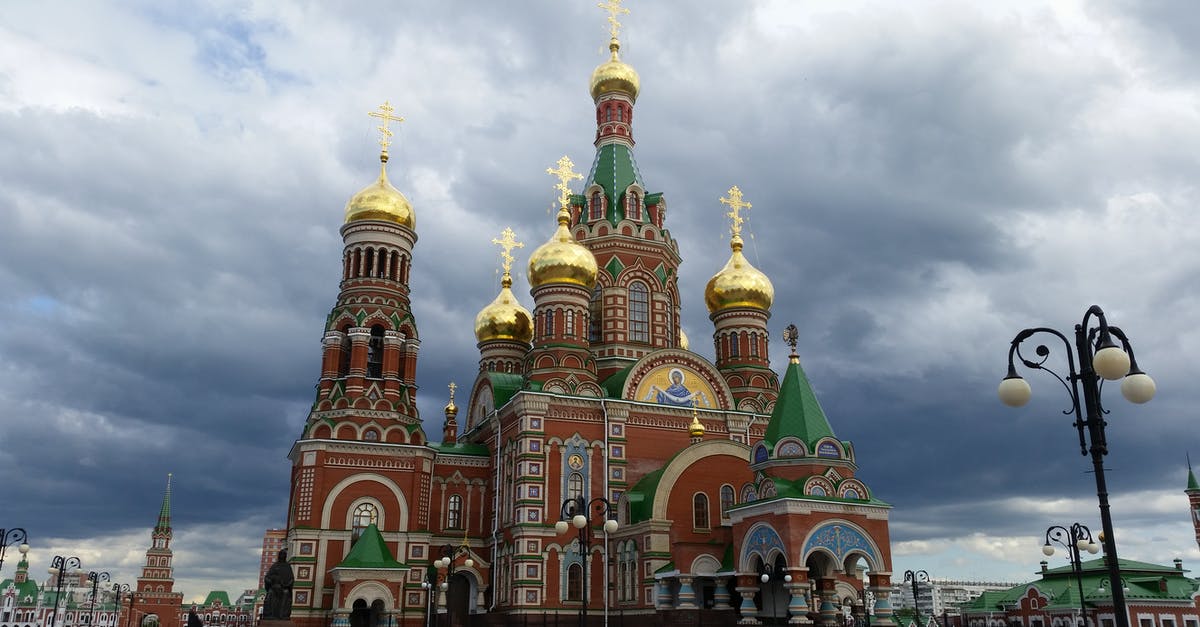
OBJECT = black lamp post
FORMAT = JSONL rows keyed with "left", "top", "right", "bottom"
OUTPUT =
{"left": 0, "top": 528, "right": 29, "bottom": 574}
{"left": 903, "top": 570, "right": 929, "bottom": 627}
{"left": 431, "top": 537, "right": 474, "bottom": 627}
{"left": 555, "top": 496, "right": 618, "bottom": 627}
{"left": 758, "top": 563, "right": 791, "bottom": 626}
{"left": 87, "top": 571, "right": 111, "bottom": 627}
{"left": 1000, "top": 305, "right": 1155, "bottom": 627}
{"left": 113, "top": 584, "right": 132, "bottom": 627}
{"left": 1043, "top": 523, "right": 1099, "bottom": 627}
{"left": 420, "top": 564, "right": 438, "bottom": 627}
{"left": 48, "top": 555, "right": 83, "bottom": 627}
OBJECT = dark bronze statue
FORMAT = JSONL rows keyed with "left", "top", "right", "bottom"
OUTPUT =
{"left": 262, "top": 549, "right": 294, "bottom": 620}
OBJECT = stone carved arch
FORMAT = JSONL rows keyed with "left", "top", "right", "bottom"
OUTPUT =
{"left": 740, "top": 521, "right": 787, "bottom": 571}
{"left": 321, "top": 473, "right": 410, "bottom": 531}
{"left": 342, "top": 581, "right": 394, "bottom": 611}
{"left": 800, "top": 520, "right": 884, "bottom": 572}
{"left": 649, "top": 439, "right": 750, "bottom": 520}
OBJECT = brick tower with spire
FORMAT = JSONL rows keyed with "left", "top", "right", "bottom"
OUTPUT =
{"left": 135, "top": 474, "right": 183, "bottom": 627}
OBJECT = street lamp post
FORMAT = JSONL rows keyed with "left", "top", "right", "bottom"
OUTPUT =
{"left": 555, "top": 496, "right": 618, "bottom": 627}
{"left": 903, "top": 570, "right": 929, "bottom": 627}
{"left": 758, "top": 564, "right": 792, "bottom": 626}
{"left": 999, "top": 305, "right": 1155, "bottom": 627}
{"left": 420, "top": 565, "right": 438, "bottom": 627}
{"left": 431, "top": 536, "right": 474, "bottom": 627}
{"left": 48, "top": 555, "right": 83, "bottom": 627}
{"left": 88, "top": 571, "right": 112, "bottom": 627}
{"left": 1043, "top": 523, "right": 1099, "bottom": 627}
{"left": 0, "top": 528, "right": 29, "bottom": 574}
{"left": 113, "top": 584, "right": 132, "bottom": 627}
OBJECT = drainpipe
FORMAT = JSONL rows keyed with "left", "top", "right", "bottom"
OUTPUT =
{"left": 489, "top": 409, "right": 500, "bottom": 612}
{"left": 602, "top": 397, "right": 610, "bottom": 627}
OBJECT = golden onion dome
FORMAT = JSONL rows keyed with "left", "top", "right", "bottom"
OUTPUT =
{"left": 474, "top": 274, "right": 534, "bottom": 344}
{"left": 704, "top": 235, "right": 775, "bottom": 314}
{"left": 590, "top": 38, "right": 640, "bottom": 102}
{"left": 679, "top": 328, "right": 690, "bottom": 351}
{"left": 443, "top": 397, "right": 458, "bottom": 418}
{"left": 688, "top": 410, "right": 705, "bottom": 438}
{"left": 344, "top": 157, "right": 415, "bottom": 229}
{"left": 528, "top": 209, "right": 598, "bottom": 289}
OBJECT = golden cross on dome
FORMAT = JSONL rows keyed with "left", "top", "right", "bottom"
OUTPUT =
{"left": 719, "top": 185, "right": 752, "bottom": 238}
{"left": 447, "top": 381, "right": 457, "bottom": 403}
{"left": 491, "top": 227, "right": 524, "bottom": 277}
{"left": 546, "top": 155, "right": 583, "bottom": 212}
{"left": 368, "top": 101, "right": 405, "bottom": 157}
{"left": 598, "top": 0, "right": 630, "bottom": 41}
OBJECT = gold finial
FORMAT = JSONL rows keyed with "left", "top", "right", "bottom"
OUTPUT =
{"left": 546, "top": 155, "right": 583, "bottom": 222}
{"left": 688, "top": 398, "right": 705, "bottom": 438}
{"left": 719, "top": 185, "right": 752, "bottom": 241}
{"left": 447, "top": 381, "right": 457, "bottom": 403}
{"left": 368, "top": 101, "right": 405, "bottom": 162}
{"left": 492, "top": 227, "right": 524, "bottom": 286}
{"left": 598, "top": 0, "right": 630, "bottom": 43}
{"left": 783, "top": 323, "right": 799, "bottom": 363}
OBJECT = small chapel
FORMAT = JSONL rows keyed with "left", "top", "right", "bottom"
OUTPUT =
{"left": 282, "top": 3, "right": 895, "bottom": 626}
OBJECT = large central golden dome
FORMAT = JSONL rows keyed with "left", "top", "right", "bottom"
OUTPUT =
{"left": 528, "top": 209, "right": 598, "bottom": 289}
{"left": 344, "top": 159, "right": 414, "bottom": 229}
{"left": 590, "top": 38, "right": 640, "bottom": 102}
{"left": 475, "top": 275, "right": 534, "bottom": 344}
{"left": 705, "top": 235, "right": 774, "bottom": 314}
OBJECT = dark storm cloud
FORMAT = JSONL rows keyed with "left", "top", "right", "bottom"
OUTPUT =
{"left": 1, "top": 0, "right": 1197, "bottom": 594}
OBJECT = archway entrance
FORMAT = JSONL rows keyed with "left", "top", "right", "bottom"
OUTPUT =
{"left": 446, "top": 573, "right": 471, "bottom": 627}
{"left": 349, "top": 599, "right": 384, "bottom": 627}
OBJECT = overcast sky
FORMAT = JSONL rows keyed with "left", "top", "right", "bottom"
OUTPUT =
{"left": 2, "top": 0, "right": 1198, "bottom": 601}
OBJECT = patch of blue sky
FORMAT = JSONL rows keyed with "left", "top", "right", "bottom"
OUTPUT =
{"left": 23, "top": 295, "right": 60, "bottom": 315}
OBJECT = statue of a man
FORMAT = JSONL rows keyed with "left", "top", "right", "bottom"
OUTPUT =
{"left": 262, "top": 549, "right": 294, "bottom": 620}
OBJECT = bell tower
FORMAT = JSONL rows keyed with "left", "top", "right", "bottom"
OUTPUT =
{"left": 135, "top": 474, "right": 183, "bottom": 627}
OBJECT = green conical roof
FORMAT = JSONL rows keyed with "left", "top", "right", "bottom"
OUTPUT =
{"left": 155, "top": 473, "right": 172, "bottom": 534}
{"left": 763, "top": 353, "right": 835, "bottom": 450}
{"left": 584, "top": 142, "right": 645, "bottom": 224}
{"left": 1187, "top": 458, "right": 1199, "bottom": 492}
{"left": 337, "top": 524, "right": 404, "bottom": 569}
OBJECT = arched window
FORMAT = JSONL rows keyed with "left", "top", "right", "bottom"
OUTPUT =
{"left": 616, "top": 106, "right": 623, "bottom": 123}
{"left": 568, "top": 472, "right": 584, "bottom": 501}
{"left": 605, "top": 106, "right": 612, "bottom": 123}
{"left": 544, "top": 309, "right": 555, "bottom": 337}
{"left": 628, "top": 282, "right": 649, "bottom": 343}
{"left": 447, "top": 494, "right": 463, "bottom": 529}
{"left": 729, "top": 332, "right": 739, "bottom": 357}
{"left": 338, "top": 329, "right": 352, "bottom": 377}
{"left": 589, "top": 286, "right": 602, "bottom": 342}
{"left": 366, "top": 325, "right": 384, "bottom": 378}
{"left": 590, "top": 190, "right": 603, "bottom": 221}
{"left": 363, "top": 429, "right": 379, "bottom": 441}
{"left": 693, "top": 493, "right": 710, "bottom": 529}
{"left": 566, "top": 563, "right": 583, "bottom": 601}
{"left": 720, "top": 484, "right": 735, "bottom": 517}
{"left": 627, "top": 192, "right": 641, "bottom": 221}
{"left": 352, "top": 503, "right": 378, "bottom": 541}
{"left": 750, "top": 331, "right": 759, "bottom": 357}
{"left": 565, "top": 310, "right": 575, "bottom": 337}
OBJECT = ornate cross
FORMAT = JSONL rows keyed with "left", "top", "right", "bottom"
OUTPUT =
{"left": 546, "top": 155, "right": 583, "bottom": 212}
{"left": 491, "top": 227, "right": 524, "bottom": 277}
{"left": 719, "top": 185, "right": 752, "bottom": 239}
{"left": 598, "top": 0, "right": 630, "bottom": 41}
{"left": 447, "top": 381, "right": 457, "bottom": 403}
{"left": 368, "top": 101, "right": 405, "bottom": 155}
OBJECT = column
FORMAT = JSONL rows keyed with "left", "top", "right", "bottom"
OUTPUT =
{"left": 736, "top": 574, "right": 761, "bottom": 625}
{"left": 869, "top": 572, "right": 895, "bottom": 627}
{"left": 677, "top": 576, "right": 697, "bottom": 610}
{"left": 714, "top": 577, "right": 734, "bottom": 611}
{"left": 787, "top": 568, "right": 811, "bottom": 625}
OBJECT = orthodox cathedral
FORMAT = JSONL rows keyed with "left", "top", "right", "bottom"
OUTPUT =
{"left": 283, "top": 3, "right": 894, "bottom": 626}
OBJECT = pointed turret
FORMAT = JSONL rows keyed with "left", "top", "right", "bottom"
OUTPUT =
{"left": 442, "top": 382, "right": 459, "bottom": 444}
{"left": 763, "top": 340, "right": 835, "bottom": 452}
{"left": 154, "top": 473, "right": 173, "bottom": 540}
{"left": 1187, "top": 455, "right": 1200, "bottom": 552}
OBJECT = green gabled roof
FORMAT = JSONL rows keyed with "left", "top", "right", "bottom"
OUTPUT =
{"left": 600, "top": 365, "right": 634, "bottom": 398}
{"left": 763, "top": 356, "right": 834, "bottom": 450}
{"left": 644, "top": 192, "right": 663, "bottom": 206}
{"left": 627, "top": 467, "right": 666, "bottom": 523}
{"left": 654, "top": 561, "right": 675, "bottom": 575}
{"left": 337, "top": 524, "right": 404, "bottom": 569}
{"left": 202, "top": 591, "right": 231, "bottom": 607}
{"left": 1044, "top": 557, "right": 1181, "bottom": 577}
{"left": 486, "top": 372, "right": 524, "bottom": 409}
{"left": 432, "top": 442, "right": 490, "bottom": 456}
{"left": 0, "top": 579, "right": 39, "bottom": 605}
{"left": 720, "top": 543, "right": 735, "bottom": 571}
{"left": 963, "top": 589, "right": 1010, "bottom": 610}
{"left": 584, "top": 142, "right": 646, "bottom": 224}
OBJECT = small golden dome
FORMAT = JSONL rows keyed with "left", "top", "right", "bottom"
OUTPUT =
{"left": 344, "top": 159, "right": 415, "bottom": 228}
{"left": 704, "top": 235, "right": 774, "bottom": 314}
{"left": 590, "top": 39, "right": 640, "bottom": 102}
{"left": 475, "top": 275, "right": 534, "bottom": 344}
{"left": 688, "top": 413, "right": 705, "bottom": 438}
{"left": 528, "top": 209, "right": 598, "bottom": 289}
{"left": 444, "top": 398, "right": 458, "bottom": 418}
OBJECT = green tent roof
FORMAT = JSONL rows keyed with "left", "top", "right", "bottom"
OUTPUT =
{"left": 336, "top": 524, "right": 404, "bottom": 569}
{"left": 584, "top": 142, "right": 647, "bottom": 224}
{"left": 1188, "top": 462, "right": 1199, "bottom": 491}
{"left": 763, "top": 355, "right": 835, "bottom": 450}
{"left": 202, "top": 591, "right": 232, "bottom": 607}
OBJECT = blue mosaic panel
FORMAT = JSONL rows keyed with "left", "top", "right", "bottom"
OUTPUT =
{"left": 740, "top": 524, "right": 785, "bottom": 568}
{"left": 802, "top": 523, "right": 878, "bottom": 565}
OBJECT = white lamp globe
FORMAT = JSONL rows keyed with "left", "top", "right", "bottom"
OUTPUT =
{"left": 603, "top": 519, "right": 618, "bottom": 534}
{"left": 1093, "top": 345, "right": 1130, "bottom": 381}
{"left": 1120, "top": 372, "right": 1156, "bottom": 404}
{"left": 1086, "top": 542, "right": 1100, "bottom": 554}
{"left": 440, "top": 582, "right": 448, "bottom": 591}
{"left": 464, "top": 558, "right": 474, "bottom": 568}
{"left": 555, "top": 520, "right": 568, "bottom": 534}
{"left": 1042, "top": 544, "right": 1055, "bottom": 557}
{"left": 760, "top": 573, "right": 770, "bottom": 583}
{"left": 48, "top": 566, "right": 58, "bottom": 576}
{"left": 572, "top": 514, "right": 587, "bottom": 529}
{"left": 1075, "top": 539, "right": 1089, "bottom": 551}
{"left": 784, "top": 574, "right": 793, "bottom": 583}
{"left": 998, "top": 376, "right": 1032, "bottom": 407}
{"left": 18, "top": 544, "right": 29, "bottom": 554}
{"left": 421, "top": 582, "right": 429, "bottom": 590}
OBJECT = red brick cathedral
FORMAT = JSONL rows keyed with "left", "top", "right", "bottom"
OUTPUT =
{"left": 283, "top": 5, "right": 894, "bottom": 626}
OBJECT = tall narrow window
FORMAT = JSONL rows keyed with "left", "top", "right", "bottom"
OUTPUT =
{"left": 567, "top": 564, "right": 583, "bottom": 601}
{"left": 605, "top": 106, "right": 612, "bottom": 123}
{"left": 565, "top": 310, "right": 575, "bottom": 337}
{"left": 589, "top": 286, "right": 602, "bottom": 342}
{"left": 729, "top": 332, "right": 739, "bottom": 357}
{"left": 352, "top": 503, "right": 378, "bottom": 542}
{"left": 720, "top": 484, "right": 735, "bottom": 517}
{"left": 617, "top": 106, "right": 623, "bottom": 123}
{"left": 568, "top": 471, "right": 584, "bottom": 502}
{"left": 447, "top": 494, "right": 463, "bottom": 529}
{"left": 629, "top": 282, "right": 649, "bottom": 343}
{"left": 545, "top": 309, "right": 555, "bottom": 337}
{"left": 693, "top": 493, "right": 710, "bottom": 529}
{"left": 627, "top": 192, "right": 641, "bottom": 221}
{"left": 590, "top": 191, "right": 603, "bottom": 221}
{"left": 366, "top": 325, "right": 384, "bottom": 378}
{"left": 750, "top": 332, "right": 759, "bottom": 357}
{"left": 338, "top": 329, "right": 351, "bottom": 377}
